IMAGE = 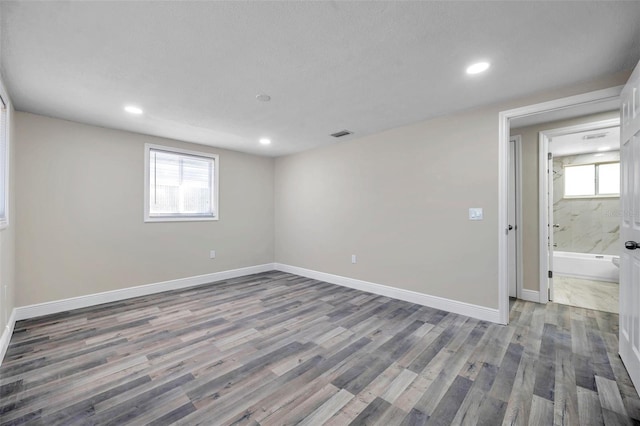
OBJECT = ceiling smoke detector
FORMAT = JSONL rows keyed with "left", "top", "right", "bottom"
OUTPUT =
{"left": 330, "top": 130, "right": 353, "bottom": 138}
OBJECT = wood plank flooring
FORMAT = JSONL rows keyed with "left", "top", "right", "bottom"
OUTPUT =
{"left": 1, "top": 271, "right": 638, "bottom": 425}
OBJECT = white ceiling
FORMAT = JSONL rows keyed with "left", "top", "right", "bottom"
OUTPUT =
{"left": 1, "top": 2, "right": 640, "bottom": 157}
{"left": 510, "top": 100, "right": 620, "bottom": 129}
{"left": 550, "top": 126, "right": 620, "bottom": 157}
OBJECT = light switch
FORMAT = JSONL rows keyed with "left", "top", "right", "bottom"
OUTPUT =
{"left": 469, "top": 208, "right": 483, "bottom": 220}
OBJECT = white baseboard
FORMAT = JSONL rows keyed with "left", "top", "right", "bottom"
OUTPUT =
{"left": 274, "top": 263, "right": 501, "bottom": 323}
{"left": 14, "top": 263, "right": 276, "bottom": 321}
{"left": 0, "top": 263, "right": 276, "bottom": 366}
{"left": 519, "top": 289, "right": 541, "bottom": 303}
{"left": 0, "top": 308, "right": 16, "bottom": 366}
{"left": 555, "top": 272, "right": 619, "bottom": 284}
{"left": 2, "top": 261, "right": 503, "bottom": 367}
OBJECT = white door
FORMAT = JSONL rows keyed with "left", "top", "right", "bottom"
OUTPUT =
{"left": 619, "top": 61, "right": 640, "bottom": 394}
{"left": 508, "top": 137, "right": 519, "bottom": 297}
{"left": 547, "top": 151, "right": 554, "bottom": 301}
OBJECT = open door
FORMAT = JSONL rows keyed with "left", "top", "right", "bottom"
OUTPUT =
{"left": 619, "top": 62, "right": 640, "bottom": 394}
{"left": 547, "top": 151, "right": 554, "bottom": 302}
{"left": 508, "top": 136, "right": 519, "bottom": 298}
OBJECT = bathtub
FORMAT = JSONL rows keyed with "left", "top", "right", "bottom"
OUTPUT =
{"left": 554, "top": 251, "right": 619, "bottom": 283}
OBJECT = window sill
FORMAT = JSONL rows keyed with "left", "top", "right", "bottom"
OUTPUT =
{"left": 144, "top": 216, "right": 218, "bottom": 223}
{"left": 563, "top": 195, "right": 620, "bottom": 200}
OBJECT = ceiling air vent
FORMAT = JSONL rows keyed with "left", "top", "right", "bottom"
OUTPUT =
{"left": 582, "top": 132, "right": 608, "bottom": 140}
{"left": 330, "top": 130, "right": 353, "bottom": 138}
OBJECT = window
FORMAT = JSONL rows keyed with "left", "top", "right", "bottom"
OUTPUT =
{"left": 144, "top": 144, "right": 218, "bottom": 222}
{"left": 0, "top": 96, "right": 8, "bottom": 229}
{"left": 564, "top": 162, "right": 620, "bottom": 198}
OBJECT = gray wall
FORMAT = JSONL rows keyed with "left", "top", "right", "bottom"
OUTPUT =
{"left": 276, "top": 72, "right": 629, "bottom": 309}
{"left": 513, "top": 110, "right": 620, "bottom": 291}
{"left": 9, "top": 70, "right": 631, "bottom": 311}
{"left": 15, "top": 112, "right": 275, "bottom": 306}
{"left": 553, "top": 151, "right": 620, "bottom": 256}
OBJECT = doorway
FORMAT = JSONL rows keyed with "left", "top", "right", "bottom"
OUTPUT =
{"left": 540, "top": 119, "right": 621, "bottom": 313}
{"left": 498, "top": 86, "right": 623, "bottom": 324}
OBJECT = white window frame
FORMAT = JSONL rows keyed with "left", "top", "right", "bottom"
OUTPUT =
{"left": 144, "top": 143, "right": 219, "bottom": 222}
{"left": 0, "top": 94, "right": 9, "bottom": 230}
{"left": 563, "top": 161, "right": 620, "bottom": 199}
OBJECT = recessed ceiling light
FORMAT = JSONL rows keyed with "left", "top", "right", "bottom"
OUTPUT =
{"left": 256, "top": 94, "right": 271, "bottom": 102}
{"left": 466, "top": 61, "right": 490, "bottom": 75}
{"left": 597, "top": 146, "right": 610, "bottom": 152}
{"left": 594, "top": 153, "right": 605, "bottom": 157}
{"left": 259, "top": 138, "right": 271, "bottom": 145}
{"left": 124, "top": 105, "right": 143, "bottom": 115}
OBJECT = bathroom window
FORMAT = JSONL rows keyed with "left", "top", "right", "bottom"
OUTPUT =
{"left": 144, "top": 144, "right": 219, "bottom": 222}
{"left": 564, "top": 162, "right": 620, "bottom": 198}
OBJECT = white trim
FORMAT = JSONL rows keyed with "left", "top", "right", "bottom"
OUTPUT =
{"left": 143, "top": 143, "right": 220, "bottom": 223}
{"left": 498, "top": 85, "right": 623, "bottom": 323}
{"left": 0, "top": 77, "right": 11, "bottom": 231}
{"left": 538, "top": 118, "right": 621, "bottom": 303}
{"left": 274, "top": 263, "right": 501, "bottom": 323}
{"left": 516, "top": 136, "right": 524, "bottom": 302}
{"left": 537, "top": 118, "right": 620, "bottom": 140}
{"left": 13, "top": 263, "right": 275, "bottom": 321}
{"left": 498, "top": 105, "right": 512, "bottom": 324}
{"left": 509, "top": 135, "right": 524, "bottom": 300}
{"left": 1, "top": 261, "right": 503, "bottom": 366}
{"left": 539, "top": 132, "right": 551, "bottom": 303}
{"left": 519, "top": 289, "right": 540, "bottom": 303}
{"left": 0, "top": 308, "right": 16, "bottom": 366}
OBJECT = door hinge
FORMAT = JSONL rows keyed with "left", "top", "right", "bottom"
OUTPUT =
{"left": 548, "top": 152, "right": 552, "bottom": 160}
{"left": 548, "top": 270, "right": 553, "bottom": 279}
{"left": 548, "top": 288, "right": 551, "bottom": 300}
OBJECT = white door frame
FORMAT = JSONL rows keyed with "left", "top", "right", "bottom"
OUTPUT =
{"left": 497, "top": 86, "right": 623, "bottom": 324}
{"left": 508, "top": 135, "right": 524, "bottom": 299}
{"left": 538, "top": 118, "right": 621, "bottom": 303}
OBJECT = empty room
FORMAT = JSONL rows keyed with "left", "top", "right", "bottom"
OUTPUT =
{"left": 2, "top": 1, "right": 640, "bottom": 425}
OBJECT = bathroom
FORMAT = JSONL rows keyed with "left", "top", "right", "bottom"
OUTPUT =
{"left": 550, "top": 125, "right": 620, "bottom": 313}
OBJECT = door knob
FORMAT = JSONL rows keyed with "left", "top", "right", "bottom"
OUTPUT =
{"left": 508, "top": 225, "right": 513, "bottom": 231}
{"left": 553, "top": 224, "right": 560, "bottom": 228}
{"left": 625, "top": 241, "right": 640, "bottom": 250}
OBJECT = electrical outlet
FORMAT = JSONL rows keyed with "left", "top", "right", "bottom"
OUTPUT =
{"left": 210, "top": 250, "right": 216, "bottom": 259}
{"left": 351, "top": 254, "right": 357, "bottom": 264}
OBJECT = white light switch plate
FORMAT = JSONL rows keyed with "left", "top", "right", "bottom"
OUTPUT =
{"left": 469, "top": 208, "right": 483, "bottom": 220}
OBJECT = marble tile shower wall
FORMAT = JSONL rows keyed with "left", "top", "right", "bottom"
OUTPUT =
{"left": 553, "top": 151, "right": 620, "bottom": 256}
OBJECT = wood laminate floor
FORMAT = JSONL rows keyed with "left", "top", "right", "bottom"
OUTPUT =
{"left": 1, "top": 271, "right": 639, "bottom": 425}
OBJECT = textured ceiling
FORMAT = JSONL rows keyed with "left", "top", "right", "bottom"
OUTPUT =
{"left": 1, "top": 1, "right": 640, "bottom": 157}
